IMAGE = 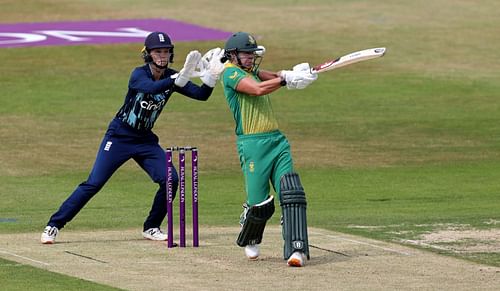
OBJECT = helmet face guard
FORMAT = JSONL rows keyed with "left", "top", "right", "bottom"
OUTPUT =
{"left": 142, "top": 31, "right": 174, "bottom": 68}
{"left": 224, "top": 32, "right": 263, "bottom": 71}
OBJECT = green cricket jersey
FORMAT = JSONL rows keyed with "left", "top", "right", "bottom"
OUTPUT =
{"left": 222, "top": 63, "right": 279, "bottom": 135}
{"left": 222, "top": 63, "right": 294, "bottom": 205}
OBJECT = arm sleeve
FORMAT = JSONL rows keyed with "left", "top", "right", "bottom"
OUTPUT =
{"left": 128, "top": 67, "right": 176, "bottom": 95}
{"left": 175, "top": 82, "right": 214, "bottom": 101}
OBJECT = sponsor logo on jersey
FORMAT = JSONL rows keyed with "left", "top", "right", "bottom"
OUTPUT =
{"left": 140, "top": 99, "right": 165, "bottom": 110}
{"left": 229, "top": 71, "right": 238, "bottom": 79}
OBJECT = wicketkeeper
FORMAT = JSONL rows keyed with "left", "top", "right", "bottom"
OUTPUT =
{"left": 220, "top": 32, "right": 317, "bottom": 267}
{"left": 41, "top": 31, "right": 225, "bottom": 244}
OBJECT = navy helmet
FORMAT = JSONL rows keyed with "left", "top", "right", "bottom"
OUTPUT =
{"left": 145, "top": 31, "right": 173, "bottom": 51}
{"left": 142, "top": 31, "right": 174, "bottom": 63}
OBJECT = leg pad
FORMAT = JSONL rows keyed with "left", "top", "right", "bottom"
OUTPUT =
{"left": 280, "top": 172, "right": 310, "bottom": 260}
{"left": 237, "top": 196, "right": 275, "bottom": 246}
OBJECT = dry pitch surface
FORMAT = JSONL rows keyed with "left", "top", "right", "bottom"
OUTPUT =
{"left": 1, "top": 226, "right": 498, "bottom": 290}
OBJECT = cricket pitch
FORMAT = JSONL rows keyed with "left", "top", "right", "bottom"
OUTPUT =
{"left": 0, "top": 226, "right": 498, "bottom": 290}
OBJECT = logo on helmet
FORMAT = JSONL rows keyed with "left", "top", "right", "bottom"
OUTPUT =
{"left": 248, "top": 35, "right": 256, "bottom": 45}
{"left": 158, "top": 33, "right": 165, "bottom": 42}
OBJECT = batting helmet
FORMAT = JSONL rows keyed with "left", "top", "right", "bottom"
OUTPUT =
{"left": 224, "top": 32, "right": 263, "bottom": 54}
{"left": 223, "top": 32, "right": 263, "bottom": 70}
{"left": 142, "top": 31, "right": 174, "bottom": 63}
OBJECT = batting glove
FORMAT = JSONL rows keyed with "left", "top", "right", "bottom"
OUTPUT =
{"left": 292, "top": 63, "right": 318, "bottom": 89}
{"left": 292, "top": 62, "right": 311, "bottom": 72}
{"left": 279, "top": 70, "right": 317, "bottom": 90}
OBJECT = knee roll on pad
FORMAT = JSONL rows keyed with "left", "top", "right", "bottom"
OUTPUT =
{"left": 280, "top": 172, "right": 310, "bottom": 260}
{"left": 237, "top": 196, "right": 275, "bottom": 247}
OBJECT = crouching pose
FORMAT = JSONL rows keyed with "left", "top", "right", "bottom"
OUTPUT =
{"left": 41, "top": 31, "right": 224, "bottom": 244}
{"left": 220, "top": 32, "right": 317, "bottom": 267}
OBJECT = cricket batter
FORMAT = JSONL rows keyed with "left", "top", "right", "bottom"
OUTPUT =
{"left": 221, "top": 32, "right": 318, "bottom": 267}
{"left": 41, "top": 31, "right": 224, "bottom": 244}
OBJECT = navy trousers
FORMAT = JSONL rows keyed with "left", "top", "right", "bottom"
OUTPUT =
{"left": 47, "top": 119, "right": 178, "bottom": 231}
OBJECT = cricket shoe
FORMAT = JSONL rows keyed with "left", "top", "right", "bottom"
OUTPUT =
{"left": 245, "top": 244, "right": 260, "bottom": 260}
{"left": 41, "top": 226, "right": 59, "bottom": 244}
{"left": 287, "top": 251, "right": 306, "bottom": 267}
{"left": 142, "top": 227, "right": 168, "bottom": 241}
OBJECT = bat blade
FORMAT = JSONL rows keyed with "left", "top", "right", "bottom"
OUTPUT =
{"left": 312, "top": 47, "right": 386, "bottom": 73}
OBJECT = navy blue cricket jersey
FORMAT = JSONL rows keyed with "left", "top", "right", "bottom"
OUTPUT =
{"left": 45, "top": 64, "right": 213, "bottom": 231}
{"left": 116, "top": 64, "right": 213, "bottom": 132}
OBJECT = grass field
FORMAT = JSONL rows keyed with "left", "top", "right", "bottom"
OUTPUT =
{"left": 1, "top": 0, "right": 499, "bottom": 289}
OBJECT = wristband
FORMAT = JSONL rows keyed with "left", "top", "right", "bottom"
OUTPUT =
{"left": 280, "top": 76, "right": 287, "bottom": 86}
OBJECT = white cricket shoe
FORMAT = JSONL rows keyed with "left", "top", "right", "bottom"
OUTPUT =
{"left": 142, "top": 228, "right": 168, "bottom": 241}
{"left": 41, "top": 226, "right": 59, "bottom": 244}
{"left": 287, "top": 251, "right": 306, "bottom": 267}
{"left": 245, "top": 244, "right": 260, "bottom": 260}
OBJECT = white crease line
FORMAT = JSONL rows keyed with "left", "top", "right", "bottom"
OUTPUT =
{"left": 0, "top": 249, "right": 50, "bottom": 266}
{"left": 309, "top": 230, "right": 412, "bottom": 256}
{"left": 402, "top": 240, "right": 450, "bottom": 251}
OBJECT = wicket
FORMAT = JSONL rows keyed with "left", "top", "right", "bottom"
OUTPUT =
{"left": 166, "top": 146, "right": 199, "bottom": 248}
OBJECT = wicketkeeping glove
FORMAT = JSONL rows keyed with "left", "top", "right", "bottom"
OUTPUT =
{"left": 174, "top": 50, "right": 202, "bottom": 87}
{"left": 256, "top": 45, "right": 266, "bottom": 57}
{"left": 200, "top": 47, "right": 226, "bottom": 88}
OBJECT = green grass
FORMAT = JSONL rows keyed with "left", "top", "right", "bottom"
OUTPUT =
{"left": 0, "top": 258, "right": 122, "bottom": 290}
{"left": 1, "top": 0, "right": 499, "bottom": 289}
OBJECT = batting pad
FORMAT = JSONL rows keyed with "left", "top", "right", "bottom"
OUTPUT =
{"left": 237, "top": 195, "right": 275, "bottom": 247}
{"left": 280, "top": 172, "right": 310, "bottom": 260}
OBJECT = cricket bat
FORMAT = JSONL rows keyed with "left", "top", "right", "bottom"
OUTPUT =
{"left": 311, "top": 47, "right": 386, "bottom": 73}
